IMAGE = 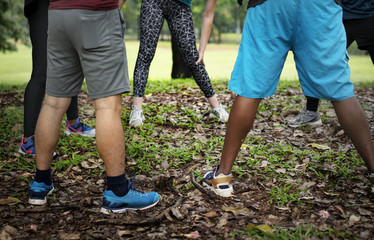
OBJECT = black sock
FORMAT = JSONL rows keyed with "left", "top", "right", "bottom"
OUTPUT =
{"left": 306, "top": 96, "right": 319, "bottom": 112}
{"left": 34, "top": 168, "right": 52, "bottom": 186}
{"left": 107, "top": 173, "right": 129, "bottom": 197}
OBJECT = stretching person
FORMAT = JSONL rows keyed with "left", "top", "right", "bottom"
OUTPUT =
{"left": 129, "top": 0, "right": 229, "bottom": 127}
{"left": 202, "top": 0, "right": 374, "bottom": 197}
{"left": 20, "top": 0, "right": 95, "bottom": 156}
{"left": 288, "top": 0, "right": 374, "bottom": 127}
{"left": 28, "top": 0, "right": 160, "bottom": 213}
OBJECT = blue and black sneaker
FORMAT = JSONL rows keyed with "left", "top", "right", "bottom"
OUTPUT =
{"left": 64, "top": 117, "right": 96, "bottom": 137}
{"left": 29, "top": 181, "right": 54, "bottom": 205}
{"left": 19, "top": 135, "right": 36, "bottom": 155}
{"left": 19, "top": 135, "right": 59, "bottom": 159}
{"left": 100, "top": 181, "right": 160, "bottom": 214}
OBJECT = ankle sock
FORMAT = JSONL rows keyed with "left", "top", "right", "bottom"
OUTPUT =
{"left": 34, "top": 168, "right": 52, "bottom": 186}
{"left": 107, "top": 173, "right": 129, "bottom": 197}
{"left": 306, "top": 96, "right": 319, "bottom": 112}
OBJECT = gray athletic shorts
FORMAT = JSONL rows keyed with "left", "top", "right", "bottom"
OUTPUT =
{"left": 46, "top": 9, "right": 130, "bottom": 99}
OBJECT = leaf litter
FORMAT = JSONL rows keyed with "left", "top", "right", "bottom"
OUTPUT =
{"left": 0, "top": 86, "right": 373, "bottom": 239}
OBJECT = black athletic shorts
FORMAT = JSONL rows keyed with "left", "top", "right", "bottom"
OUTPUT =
{"left": 343, "top": 16, "right": 374, "bottom": 50}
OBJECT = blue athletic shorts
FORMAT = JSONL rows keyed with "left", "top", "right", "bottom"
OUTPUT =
{"left": 228, "top": 0, "right": 354, "bottom": 101}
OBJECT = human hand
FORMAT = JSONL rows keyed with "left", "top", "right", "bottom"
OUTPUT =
{"left": 195, "top": 51, "right": 205, "bottom": 66}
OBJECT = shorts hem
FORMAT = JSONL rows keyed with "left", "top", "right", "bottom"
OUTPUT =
{"left": 89, "top": 87, "right": 131, "bottom": 100}
{"left": 45, "top": 90, "right": 81, "bottom": 98}
{"left": 228, "top": 85, "right": 273, "bottom": 99}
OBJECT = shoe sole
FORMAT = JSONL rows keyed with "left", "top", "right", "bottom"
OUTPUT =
{"left": 202, "top": 181, "right": 233, "bottom": 197}
{"left": 64, "top": 129, "right": 96, "bottom": 137}
{"left": 288, "top": 119, "right": 322, "bottom": 128}
{"left": 19, "top": 148, "right": 34, "bottom": 156}
{"left": 28, "top": 187, "right": 54, "bottom": 205}
{"left": 19, "top": 148, "right": 59, "bottom": 160}
{"left": 100, "top": 198, "right": 160, "bottom": 214}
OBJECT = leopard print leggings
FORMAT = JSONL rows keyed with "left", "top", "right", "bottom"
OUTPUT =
{"left": 133, "top": 0, "right": 216, "bottom": 98}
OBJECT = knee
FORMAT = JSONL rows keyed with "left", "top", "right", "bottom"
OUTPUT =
{"left": 94, "top": 95, "right": 123, "bottom": 115}
{"left": 42, "top": 94, "right": 71, "bottom": 112}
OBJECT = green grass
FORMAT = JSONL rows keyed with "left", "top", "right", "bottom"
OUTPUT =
{"left": 1, "top": 40, "right": 373, "bottom": 87}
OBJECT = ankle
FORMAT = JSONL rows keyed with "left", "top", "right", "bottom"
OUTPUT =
{"left": 107, "top": 173, "right": 129, "bottom": 197}
{"left": 215, "top": 167, "right": 231, "bottom": 176}
{"left": 35, "top": 168, "right": 52, "bottom": 185}
{"left": 67, "top": 118, "right": 78, "bottom": 126}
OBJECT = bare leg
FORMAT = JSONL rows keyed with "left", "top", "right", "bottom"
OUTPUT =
{"left": 207, "top": 95, "right": 219, "bottom": 108}
{"left": 35, "top": 94, "right": 71, "bottom": 170}
{"left": 94, "top": 94, "right": 125, "bottom": 177}
{"left": 216, "top": 96, "right": 261, "bottom": 175}
{"left": 332, "top": 97, "right": 374, "bottom": 173}
{"left": 132, "top": 96, "right": 144, "bottom": 109}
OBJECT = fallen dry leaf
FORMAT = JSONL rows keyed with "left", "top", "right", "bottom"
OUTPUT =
{"left": 183, "top": 231, "right": 200, "bottom": 239}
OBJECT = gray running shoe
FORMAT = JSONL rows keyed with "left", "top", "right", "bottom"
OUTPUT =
{"left": 288, "top": 109, "right": 322, "bottom": 127}
{"left": 129, "top": 105, "right": 145, "bottom": 127}
{"left": 210, "top": 105, "right": 229, "bottom": 122}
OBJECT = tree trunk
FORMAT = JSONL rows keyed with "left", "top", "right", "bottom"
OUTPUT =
{"left": 171, "top": 36, "right": 192, "bottom": 79}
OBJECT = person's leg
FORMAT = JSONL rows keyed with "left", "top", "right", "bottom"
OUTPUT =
{"left": 202, "top": 96, "right": 261, "bottom": 197}
{"left": 305, "top": 96, "right": 319, "bottom": 112}
{"left": 216, "top": 96, "right": 261, "bottom": 175}
{"left": 35, "top": 94, "right": 71, "bottom": 170}
{"left": 166, "top": 1, "right": 228, "bottom": 121}
{"left": 166, "top": 2, "right": 216, "bottom": 101}
{"left": 23, "top": 0, "right": 49, "bottom": 140}
{"left": 66, "top": 96, "right": 79, "bottom": 124}
{"left": 367, "top": 44, "right": 374, "bottom": 64}
{"left": 132, "top": 0, "right": 165, "bottom": 105}
{"left": 332, "top": 97, "right": 374, "bottom": 173}
{"left": 64, "top": 95, "right": 96, "bottom": 137}
{"left": 130, "top": 0, "right": 165, "bottom": 127}
{"left": 94, "top": 94, "right": 125, "bottom": 177}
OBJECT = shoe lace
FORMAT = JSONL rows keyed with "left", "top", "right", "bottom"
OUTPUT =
{"left": 74, "top": 121, "right": 91, "bottom": 131}
{"left": 128, "top": 176, "right": 147, "bottom": 196}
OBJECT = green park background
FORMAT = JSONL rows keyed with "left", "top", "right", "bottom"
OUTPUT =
{"left": 1, "top": 0, "right": 373, "bottom": 88}
{"left": 1, "top": 39, "right": 373, "bottom": 88}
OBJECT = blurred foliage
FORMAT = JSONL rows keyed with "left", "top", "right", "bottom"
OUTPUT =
{"left": 0, "top": 0, "right": 29, "bottom": 52}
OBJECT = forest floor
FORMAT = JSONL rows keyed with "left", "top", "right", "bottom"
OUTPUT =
{"left": 1, "top": 82, "right": 373, "bottom": 239}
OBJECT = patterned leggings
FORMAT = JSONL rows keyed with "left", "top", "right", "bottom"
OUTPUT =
{"left": 133, "top": 0, "right": 216, "bottom": 98}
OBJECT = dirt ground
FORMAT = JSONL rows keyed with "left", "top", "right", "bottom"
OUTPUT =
{"left": 0, "top": 88, "right": 373, "bottom": 239}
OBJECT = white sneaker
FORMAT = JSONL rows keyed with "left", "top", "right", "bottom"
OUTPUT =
{"left": 202, "top": 165, "right": 233, "bottom": 197}
{"left": 129, "top": 105, "right": 145, "bottom": 127}
{"left": 210, "top": 105, "right": 229, "bottom": 122}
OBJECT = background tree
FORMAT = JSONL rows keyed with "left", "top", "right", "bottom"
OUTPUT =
{"left": 0, "top": 0, "right": 28, "bottom": 52}
{"left": 122, "top": 0, "right": 141, "bottom": 38}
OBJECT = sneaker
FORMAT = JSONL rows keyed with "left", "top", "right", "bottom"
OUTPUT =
{"left": 203, "top": 165, "right": 233, "bottom": 197}
{"left": 129, "top": 105, "right": 145, "bottom": 127}
{"left": 19, "top": 135, "right": 36, "bottom": 155}
{"left": 210, "top": 105, "right": 229, "bottom": 122}
{"left": 64, "top": 117, "right": 96, "bottom": 137}
{"left": 19, "top": 136, "right": 59, "bottom": 159}
{"left": 28, "top": 181, "right": 54, "bottom": 205}
{"left": 288, "top": 109, "right": 322, "bottom": 127}
{"left": 100, "top": 181, "right": 160, "bottom": 214}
